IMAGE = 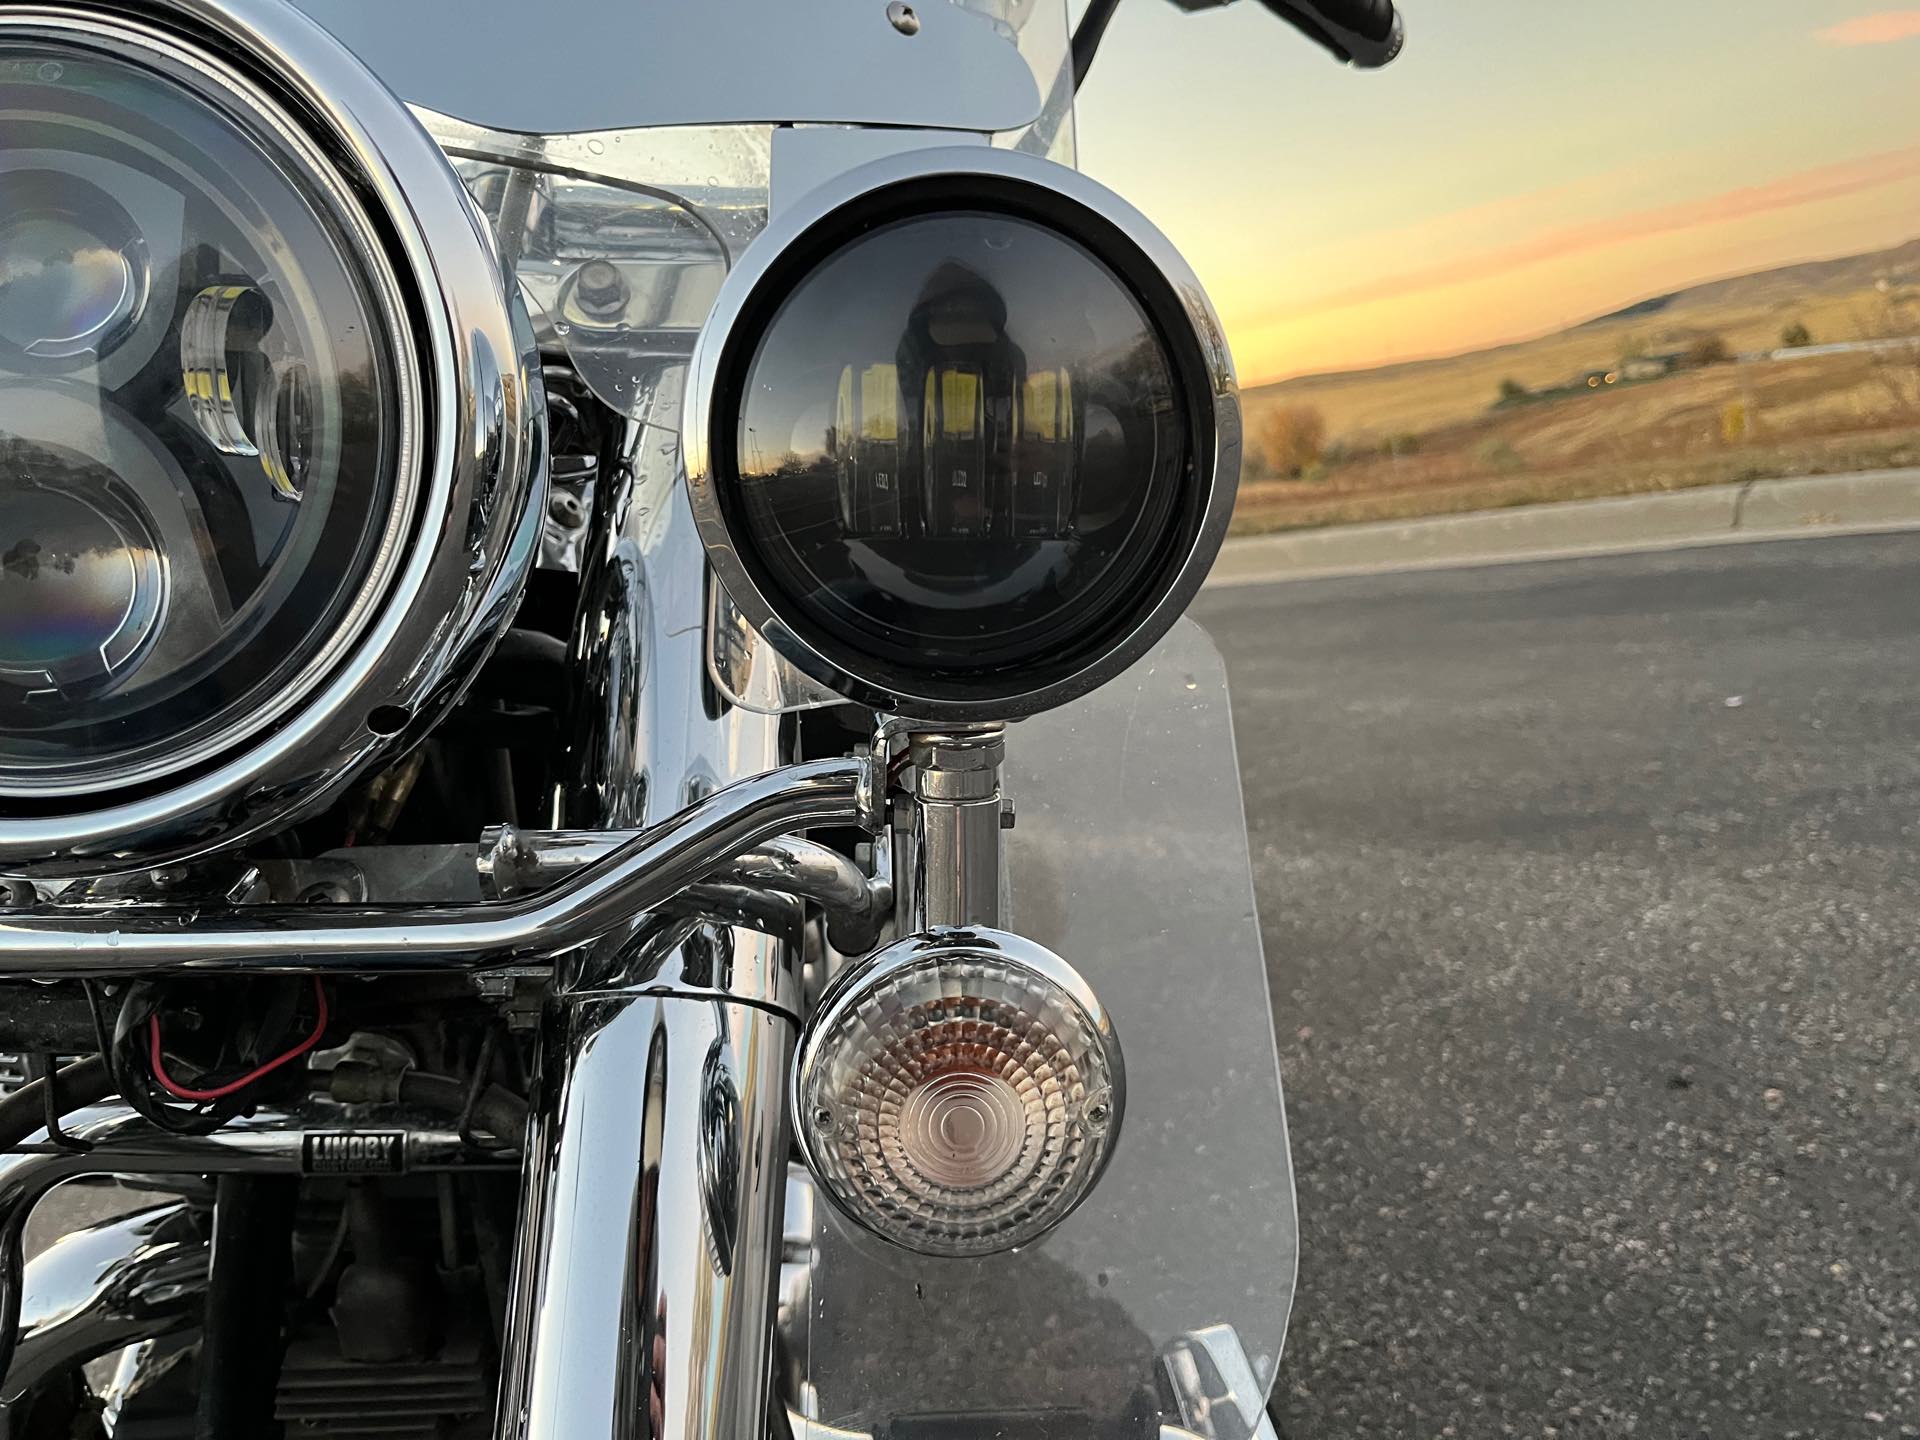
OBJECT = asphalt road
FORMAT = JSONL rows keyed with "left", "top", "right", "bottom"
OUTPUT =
{"left": 1194, "top": 531, "right": 1920, "bottom": 1440}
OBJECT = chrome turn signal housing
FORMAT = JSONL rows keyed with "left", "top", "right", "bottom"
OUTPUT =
{"left": 794, "top": 929, "right": 1123, "bottom": 1258}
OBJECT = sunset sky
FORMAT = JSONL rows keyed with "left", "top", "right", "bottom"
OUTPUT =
{"left": 1077, "top": 1, "right": 1920, "bottom": 384}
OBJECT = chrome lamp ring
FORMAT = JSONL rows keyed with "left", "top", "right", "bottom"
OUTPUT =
{"left": 0, "top": 0, "right": 544, "bottom": 874}
{"left": 683, "top": 145, "right": 1243, "bottom": 722}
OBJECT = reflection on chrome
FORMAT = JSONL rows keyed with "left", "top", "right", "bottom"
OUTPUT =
{"left": 3, "top": 1203, "right": 204, "bottom": 1406}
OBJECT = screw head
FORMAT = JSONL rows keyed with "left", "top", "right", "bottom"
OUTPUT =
{"left": 886, "top": 2, "right": 920, "bottom": 36}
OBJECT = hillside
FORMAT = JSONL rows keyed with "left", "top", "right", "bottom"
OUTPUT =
{"left": 1232, "top": 237, "right": 1920, "bottom": 535}
{"left": 1245, "top": 238, "right": 1920, "bottom": 441}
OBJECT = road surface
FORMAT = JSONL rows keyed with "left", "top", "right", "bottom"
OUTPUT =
{"left": 1194, "top": 531, "right": 1920, "bottom": 1439}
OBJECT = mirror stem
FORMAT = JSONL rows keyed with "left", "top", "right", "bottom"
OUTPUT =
{"left": 1071, "top": 0, "right": 1125, "bottom": 89}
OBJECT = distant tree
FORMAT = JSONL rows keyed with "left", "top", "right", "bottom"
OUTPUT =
{"left": 1256, "top": 404, "right": 1327, "bottom": 478}
{"left": 1684, "top": 333, "right": 1733, "bottom": 368}
{"left": 1780, "top": 321, "right": 1813, "bottom": 349}
{"left": 1497, "top": 377, "right": 1530, "bottom": 405}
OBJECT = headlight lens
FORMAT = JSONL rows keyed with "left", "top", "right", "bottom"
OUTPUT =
{"left": 0, "top": 174, "right": 146, "bottom": 361}
{"left": 691, "top": 159, "right": 1238, "bottom": 719}
{"left": 732, "top": 210, "right": 1189, "bottom": 689}
{"left": 0, "top": 30, "right": 417, "bottom": 796}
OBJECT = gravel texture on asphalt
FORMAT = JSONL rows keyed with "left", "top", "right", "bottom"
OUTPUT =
{"left": 1195, "top": 532, "right": 1920, "bottom": 1440}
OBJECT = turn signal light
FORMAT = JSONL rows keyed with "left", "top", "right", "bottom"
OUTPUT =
{"left": 794, "top": 929, "right": 1122, "bottom": 1257}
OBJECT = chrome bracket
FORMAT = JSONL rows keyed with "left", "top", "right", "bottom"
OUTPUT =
{"left": 902, "top": 726, "right": 1007, "bottom": 931}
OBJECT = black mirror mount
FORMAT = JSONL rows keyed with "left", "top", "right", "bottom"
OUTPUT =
{"left": 1066, "top": 0, "right": 1404, "bottom": 124}
{"left": 1159, "top": 0, "right": 1405, "bottom": 70}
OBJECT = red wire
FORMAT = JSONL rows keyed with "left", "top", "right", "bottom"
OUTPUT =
{"left": 147, "top": 980, "right": 330, "bottom": 1103}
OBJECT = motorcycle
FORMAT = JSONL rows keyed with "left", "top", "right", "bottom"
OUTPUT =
{"left": 0, "top": 1, "right": 1401, "bottom": 1435}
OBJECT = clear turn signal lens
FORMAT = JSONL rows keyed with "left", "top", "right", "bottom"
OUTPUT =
{"left": 794, "top": 929, "right": 1122, "bottom": 1258}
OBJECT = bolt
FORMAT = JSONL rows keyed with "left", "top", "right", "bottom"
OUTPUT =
{"left": 573, "top": 259, "right": 629, "bottom": 321}
{"left": 886, "top": 1, "right": 920, "bottom": 35}
{"left": 548, "top": 491, "right": 585, "bottom": 527}
{"left": 1000, "top": 799, "right": 1017, "bottom": 831}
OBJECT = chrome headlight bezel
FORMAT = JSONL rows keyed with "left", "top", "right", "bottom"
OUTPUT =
{"left": 683, "top": 146, "right": 1243, "bottom": 722}
{"left": 0, "top": 0, "right": 544, "bottom": 874}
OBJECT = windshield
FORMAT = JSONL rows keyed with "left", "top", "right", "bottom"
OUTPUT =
{"left": 803, "top": 619, "right": 1294, "bottom": 1439}
{"left": 417, "top": 0, "right": 1073, "bottom": 415}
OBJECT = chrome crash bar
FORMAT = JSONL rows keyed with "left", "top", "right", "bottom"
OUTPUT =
{"left": 0, "top": 757, "right": 879, "bottom": 976}
{"left": 479, "top": 827, "right": 890, "bottom": 954}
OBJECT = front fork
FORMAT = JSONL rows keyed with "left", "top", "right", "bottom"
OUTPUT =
{"left": 493, "top": 372, "right": 813, "bottom": 1440}
{"left": 497, "top": 967, "right": 794, "bottom": 1440}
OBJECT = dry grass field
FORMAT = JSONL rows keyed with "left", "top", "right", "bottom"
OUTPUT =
{"left": 1235, "top": 239, "right": 1920, "bottom": 533}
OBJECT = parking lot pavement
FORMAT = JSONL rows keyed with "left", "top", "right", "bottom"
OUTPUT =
{"left": 1197, "top": 532, "right": 1920, "bottom": 1439}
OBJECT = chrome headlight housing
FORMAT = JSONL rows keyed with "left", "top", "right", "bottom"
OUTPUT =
{"left": 685, "top": 148, "right": 1240, "bottom": 720}
{"left": 0, "top": 0, "right": 544, "bottom": 873}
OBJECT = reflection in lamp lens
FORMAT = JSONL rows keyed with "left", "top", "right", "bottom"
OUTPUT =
{"left": 0, "top": 175, "right": 147, "bottom": 361}
{"left": 0, "top": 477, "right": 166, "bottom": 698}
{"left": 180, "top": 285, "right": 310, "bottom": 501}
{"left": 180, "top": 284, "right": 265, "bottom": 457}
{"left": 256, "top": 358, "right": 314, "bottom": 501}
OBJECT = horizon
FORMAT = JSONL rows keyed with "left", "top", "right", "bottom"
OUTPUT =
{"left": 1076, "top": 1, "right": 1920, "bottom": 387}
{"left": 1240, "top": 228, "right": 1920, "bottom": 391}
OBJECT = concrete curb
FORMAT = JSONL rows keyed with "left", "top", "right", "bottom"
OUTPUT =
{"left": 1205, "top": 468, "right": 1920, "bottom": 588}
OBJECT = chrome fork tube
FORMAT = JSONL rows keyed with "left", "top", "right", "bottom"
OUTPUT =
{"left": 498, "top": 984, "right": 793, "bottom": 1440}
{"left": 499, "top": 377, "right": 798, "bottom": 1440}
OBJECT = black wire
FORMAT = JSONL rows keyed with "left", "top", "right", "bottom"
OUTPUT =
{"left": 0, "top": 1057, "right": 114, "bottom": 1153}
{"left": 457, "top": 1029, "right": 502, "bottom": 1153}
{"left": 109, "top": 982, "right": 234, "bottom": 1137}
{"left": 38, "top": 1053, "right": 90, "bottom": 1153}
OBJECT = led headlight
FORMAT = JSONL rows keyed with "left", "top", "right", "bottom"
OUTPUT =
{"left": 686, "top": 148, "right": 1240, "bottom": 720}
{"left": 795, "top": 929, "right": 1123, "bottom": 1258}
{"left": 0, "top": 27, "right": 414, "bottom": 793}
{"left": 0, "top": 1, "right": 542, "bottom": 872}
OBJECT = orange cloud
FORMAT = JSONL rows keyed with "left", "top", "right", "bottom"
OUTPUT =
{"left": 1248, "top": 144, "right": 1920, "bottom": 329}
{"left": 1818, "top": 10, "right": 1920, "bottom": 45}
